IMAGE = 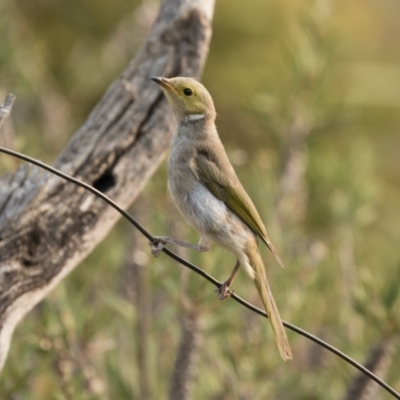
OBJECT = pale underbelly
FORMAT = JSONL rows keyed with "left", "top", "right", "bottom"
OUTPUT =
{"left": 169, "top": 180, "right": 253, "bottom": 256}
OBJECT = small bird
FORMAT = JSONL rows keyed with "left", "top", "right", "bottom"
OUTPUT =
{"left": 150, "top": 76, "right": 292, "bottom": 361}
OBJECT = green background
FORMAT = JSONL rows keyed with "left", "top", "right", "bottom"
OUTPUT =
{"left": 1, "top": 0, "right": 400, "bottom": 398}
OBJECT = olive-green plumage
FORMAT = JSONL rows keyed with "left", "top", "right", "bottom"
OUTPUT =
{"left": 192, "top": 147, "right": 284, "bottom": 268}
{"left": 151, "top": 76, "right": 292, "bottom": 361}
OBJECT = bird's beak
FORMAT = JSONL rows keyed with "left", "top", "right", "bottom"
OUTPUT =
{"left": 150, "top": 76, "right": 174, "bottom": 92}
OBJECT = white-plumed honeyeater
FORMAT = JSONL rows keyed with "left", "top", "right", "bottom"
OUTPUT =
{"left": 150, "top": 76, "right": 292, "bottom": 361}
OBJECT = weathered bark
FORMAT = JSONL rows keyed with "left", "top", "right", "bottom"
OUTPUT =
{"left": 0, "top": 0, "right": 214, "bottom": 372}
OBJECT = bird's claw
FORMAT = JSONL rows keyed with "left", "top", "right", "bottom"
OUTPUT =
{"left": 149, "top": 237, "right": 166, "bottom": 257}
{"left": 216, "top": 281, "right": 234, "bottom": 300}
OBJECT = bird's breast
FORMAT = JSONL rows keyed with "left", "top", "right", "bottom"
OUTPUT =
{"left": 168, "top": 158, "right": 226, "bottom": 234}
{"left": 167, "top": 153, "right": 252, "bottom": 256}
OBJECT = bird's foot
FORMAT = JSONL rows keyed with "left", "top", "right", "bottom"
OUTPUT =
{"left": 216, "top": 280, "right": 234, "bottom": 300}
{"left": 149, "top": 236, "right": 167, "bottom": 257}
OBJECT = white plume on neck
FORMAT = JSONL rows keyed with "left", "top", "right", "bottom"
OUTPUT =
{"left": 187, "top": 113, "right": 205, "bottom": 121}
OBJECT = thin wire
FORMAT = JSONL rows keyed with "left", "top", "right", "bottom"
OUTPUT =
{"left": 0, "top": 145, "right": 399, "bottom": 399}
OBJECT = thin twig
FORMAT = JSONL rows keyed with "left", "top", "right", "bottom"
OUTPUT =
{"left": 0, "top": 94, "right": 16, "bottom": 131}
{"left": 0, "top": 145, "right": 399, "bottom": 400}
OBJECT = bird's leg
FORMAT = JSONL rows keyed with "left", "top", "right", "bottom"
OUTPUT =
{"left": 150, "top": 234, "right": 211, "bottom": 257}
{"left": 217, "top": 260, "right": 240, "bottom": 300}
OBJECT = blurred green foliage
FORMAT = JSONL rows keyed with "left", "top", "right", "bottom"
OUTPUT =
{"left": 1, "top": 0, "right": 400, "bottom": 398}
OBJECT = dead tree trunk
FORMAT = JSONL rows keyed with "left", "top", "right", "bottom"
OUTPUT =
{"left": 0, "top": 0, "right": 214, "bottom": 372}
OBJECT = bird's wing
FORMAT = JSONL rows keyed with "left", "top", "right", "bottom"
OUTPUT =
{"left": 193, "top": 149, "right": 266, "bottom": 238}
{"left": 192, "top": 147, "right": 284, "bottom": 267}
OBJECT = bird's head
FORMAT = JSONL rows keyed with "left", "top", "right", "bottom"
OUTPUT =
{"left": 151, "top": 76, "right": 216, "bottom": 123}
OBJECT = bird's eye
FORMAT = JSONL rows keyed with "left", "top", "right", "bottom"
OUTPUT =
{"left": 183, "top": 88, "right": 193, "bottom": 96}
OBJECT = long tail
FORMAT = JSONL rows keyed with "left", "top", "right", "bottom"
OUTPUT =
{"left": 245, "top": 243, "right": 292, "bottom": 361}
